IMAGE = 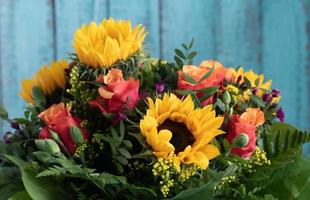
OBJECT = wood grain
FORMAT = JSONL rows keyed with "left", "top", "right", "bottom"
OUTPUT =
{"left": 0, "top": 0, "right": 309, "bottom": 155}
{"left": 0, "top": 0, "right": 54, "bottom": 131}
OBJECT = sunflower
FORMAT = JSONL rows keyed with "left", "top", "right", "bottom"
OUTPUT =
{"left": 140, "top": 93, "right": 224, "bottom": 169}
{"left": 232, "top": 67, "right": 272, "bottom": 92}
{"left": 230, "top": 67, "right": 280, "bottom": 102}
{"left": 20, "top": 60, "right": 68, "bottom": 103}
{"left": 73, "top": 18, "right": 147, "bottom": 68}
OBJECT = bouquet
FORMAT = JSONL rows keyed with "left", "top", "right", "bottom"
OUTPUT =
{"left": 0, "top": 18, "right": 309, "bottom": 200}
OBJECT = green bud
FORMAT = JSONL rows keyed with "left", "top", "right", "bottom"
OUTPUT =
{"left": 35, "top": 140, "right": 47, "bottom": 152}
{"left": 49, "top": 129, "right": 61, "bottom": 142}
{"left": 70, "top": 125, "right": 84, "bottom": 145}
{"left": 233, "top": 133, "right": 250, "bottom": 147}
{"left": 223, "top": 91, "right": 231, "bottom": 104}
{"left": 33, "top": 151, "right": 52, "bottom": 163}
{"left": 45, "top": 139, "right": 61, "bottom": 155}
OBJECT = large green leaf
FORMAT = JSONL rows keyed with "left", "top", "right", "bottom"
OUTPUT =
{"left": 263, "top": 123, "right": 310, "bottom": 158}
{"left": 4, "top": 154, "right": 71, "bottom": 200}
{"left": 167, "top": 180, "right": 215, "bottom": 200}
{"left": 8, "top": 191, "right": 32, "bottom": 200}
{"left": 257, "top": 156, "right": 310, "bottom": 199}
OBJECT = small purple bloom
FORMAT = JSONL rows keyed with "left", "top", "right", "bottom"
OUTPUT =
{"left": 237, "top": 75, "right": 242, "bottom": 83}
{"left": 262, "top": 93, "right": 272, "bottom": 103}
{"left": 139, "top": 91, "right": 150, "bottom": 99}
{"left": 155, "top": 82, "right": 165, "bottom": 94}
{"left": 276, "top": 107, "right": 285, "bottom": 122}
{"left": 11, "top": 122, "right": 20, "bottom": 130}
{"left": 252, "top": 87, "right": 258, "bottom": 95}
{"left": 111, "top": 112, "right": 127, "bottom": 124}
{"left": 271, "top": 89, "right": 281, "bottom": 97}
{"left": 3, "top": 132, "right": 13, "bottom": 144}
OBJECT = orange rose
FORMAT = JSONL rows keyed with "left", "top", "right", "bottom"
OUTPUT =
{"left": 177, "top": 60, "right": 228, "bottom": 105}
{"left": 240, "top": 108, "right": 265, "bottom": 127}
{"left": 38, "top": 103, "right": 89, "bottom": 155}
{"left": 90, "top": 69, "right": 139, "bottom": 113}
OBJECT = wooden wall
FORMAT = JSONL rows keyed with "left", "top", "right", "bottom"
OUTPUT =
{"left": 0, "top": 0, "right": 309, "bottom": 151}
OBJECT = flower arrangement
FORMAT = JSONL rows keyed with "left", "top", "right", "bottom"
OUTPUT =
{"left": 0, "top": 18, "right": 309, "bottom": 200}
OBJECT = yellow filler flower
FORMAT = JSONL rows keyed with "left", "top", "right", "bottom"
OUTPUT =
{"left": 73, "top": 18, "right": 147, "bottom": 68}
{"left": 20, "top": 60, "right": 68, "bottom": 103}
{"left": 140, "top": 93, "right": 224, "bottom": 169}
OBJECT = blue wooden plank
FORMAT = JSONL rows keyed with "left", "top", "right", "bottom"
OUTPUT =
{"left": 161, "top": 0, "right": 216, "bottom": 64}
{"left": 0, "top": 0, "right": 54, "bottom": 132}
{"left": 262, "top": 0, "right": 309, "bottom": 130}
{"left": 214, "top": 0, "right": 262, "bottom": 72}
{"left": 109, "top": 0, "right": 160, "bottom": 58}
{"left": 55, "top": 0, "right": 106, "bottom": 60}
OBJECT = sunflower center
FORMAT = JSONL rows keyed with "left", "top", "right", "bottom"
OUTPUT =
{"left": 157, "top": 119, "right": 195, "bottom": 154}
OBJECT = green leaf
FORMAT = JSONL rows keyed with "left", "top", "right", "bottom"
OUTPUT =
{"left": 175, "top": 89, "right": 196, "bottom": 96}
{"left": 174, "top": 56, "right": 184, "bottom": 67}
{"left": 188, "top": 38, "right": 195, "bottom": 49}
{"left": 258, "top": 156, "right": 310, "bottom": 199}
{"left": 92, "top": 172, "right": 126, "bottom": 187}
{"left": 32, "top": 87, "right": 46, "bottom": 105}
{"left": 181, "top": 44, "right": 188, "bottom": 50}
{"left": 4, "top": 154, "right": 70, "bottom": 200}
{"left": 183, "top": 73, "right": 196, "bottom": 85}
{"left": 119, "top": 148, "right": 131, "bottom": 159}
{"left": 70, "top": 125, "right": 84, "bottom": 145}
{"left": 8, "top": 191, "right": 32, "bottom": 200}
{"left": 175, "top": 49, "right": 186, "bottom": 59}
{"left": 250, "top": 95, "right": 265, "bottom": 108}
{"left": 0, "top": 105, "right": 8, "bottom": 119}
{"left": 116, "top": 156, "right": 128, "bottom": 165}
{"left": 168, "top": 179, "right": 215, "bottom": 200}
{"left": 187, "top": 51, "right": 197, "bottom": 59}
{"left": 197, "top": 67, "right": 214, "bottom": 84}
{"left": 199, "top": 86, "right": 219, "bottom": 103}
{"left": 215, "top": 98, "right": 226, "bottom": 112}
{"left": 33, "top": 151, "right": 52, "bottom": 163}
{"left": 222, "top": 91, "right": 231, "bottom": 104}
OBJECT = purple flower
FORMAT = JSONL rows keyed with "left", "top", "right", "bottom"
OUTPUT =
{"left": 237, "top": 75, "right": 242, "bottom": 83}
{"left": 139, "top": 91, "right": 150, "bottom": 99}
{"left": 3, "top": 132, "right": 13, "bottom": 144}
{"left": 252, "top": 87, "right": 258, "bottom": 95}
{"left": 11, "top": 122, "right": 20, "bottom": 130}
{"left": 262, "top": 93, "right": 272, "bottom": 103}
{"left": 276, "top": 107, "right": 285, "bottom": 122}
{"left": 271, "top": 89, "right": 281, "bottom": 97}
{"left": 111, "top": 112, "right": 127, "bottom": 124}
{"left": 155, "top": 82, "right": 165, "bottom": 94}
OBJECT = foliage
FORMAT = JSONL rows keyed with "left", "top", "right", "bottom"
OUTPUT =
{"left": 0, "top": 18, "right": 309, "bottom": 200}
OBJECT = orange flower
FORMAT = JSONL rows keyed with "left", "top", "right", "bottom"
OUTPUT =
{"left": 38, "top": 103, "right": 89, "bottom": 155}
{"left": 240, "top": 108, "right": 265, "bottom": 127}
{"left": 103, "top": 68, "right": 124, "bottom": 84}
{"left": 177, "top": 60, "right": 229, "bottom": 105}
{"left": 90, "top": 69, "right": 139, "bottom": 113}
{"left": 38, "top": 103, "right": 70, "bottom": 124}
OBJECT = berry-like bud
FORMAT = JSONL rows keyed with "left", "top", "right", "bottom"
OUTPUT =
{"left": 233, "top": 133, "right": 250, "bottom": 147}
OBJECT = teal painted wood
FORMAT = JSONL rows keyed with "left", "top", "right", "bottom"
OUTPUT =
{"left": 55, "top": 0, "right": 105, "bottom": 60}
{"left": 262, "top": 0, "right": 310, "bottom": 153}
{"left": 161, "top": 0, "right": 217, "bottom": 63}
{"left": 0, "top": 0, "right": 309, "bottom": 155}
{"left": 109, "top": 0, "right": 160, "bottom": 58}
{"left": 0, "top": 0, "right": 54, "bottom": 132}
{"left": 214, "top": 0, "right": 262, "bottom": 73}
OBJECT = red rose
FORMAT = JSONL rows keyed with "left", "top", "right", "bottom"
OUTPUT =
{"left": 90, "top": 69, "right": 139, "bottom": 113}
{"left": 177, "top": 60, "right": 227, "bottom": 106}
{"left": 226, "top": 115, "right": 256, "bottom": 158}
{"left": 38, "top": 103, "right": 89, "bottom": 155}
